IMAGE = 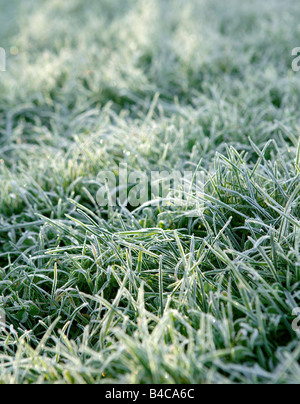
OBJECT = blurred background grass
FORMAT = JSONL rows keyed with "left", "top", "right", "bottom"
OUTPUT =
{"left": 1, "top": 0, "right": 300, "bottom": 150}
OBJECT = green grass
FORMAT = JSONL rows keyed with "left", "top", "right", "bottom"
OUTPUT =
{"left": 0, "top": 0, "right": 300, "bottom": 384}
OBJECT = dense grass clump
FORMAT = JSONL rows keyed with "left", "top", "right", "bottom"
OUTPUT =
{"left": 0, "top": 0, "right": 300, "bottom": 384}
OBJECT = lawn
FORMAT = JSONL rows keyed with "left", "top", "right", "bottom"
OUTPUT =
{"left": 0, "top": 0, "right": 300, "bottom": 384}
